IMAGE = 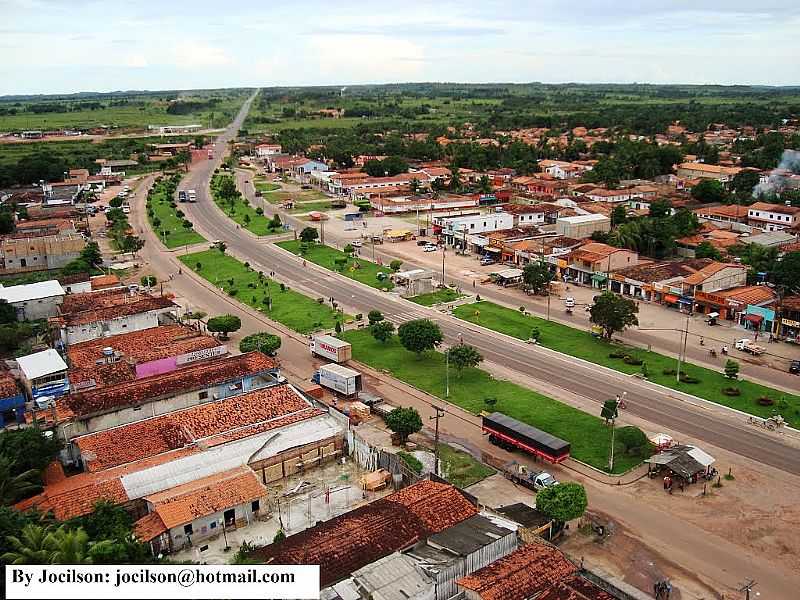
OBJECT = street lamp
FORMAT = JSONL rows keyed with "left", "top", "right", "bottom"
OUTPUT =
{"left": 441, "top": 245, "right": 446, "bottom": 286}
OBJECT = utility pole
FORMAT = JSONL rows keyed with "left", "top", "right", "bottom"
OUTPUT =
{"left": 738, "top": 580, "right": 757, "bottom": 600}
{"left": 320, "top": 220, "right": 325, "bottom": 245}
{"left": 445, "top": 348, "right": 450, "bottom": 398}
{"left": 441, "top": 246, "right": 446, "bottom": 286}
{"left": 675, "top": 310, "right": 690, "bottom": 384}
{"left": 430, "top": 405, "right": 445, "bottom": 476}
{"left": 546, "top": 282, "right": 551, "bottom": 321}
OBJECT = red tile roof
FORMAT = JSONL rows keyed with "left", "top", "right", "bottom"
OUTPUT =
{"left": 74, "top": 383, "right": 319, "bottom": 471}
{"left": 253, "top": 480, "right": 477, "bottom": 586}
{"left": 62, "top": 351, "right": 276, "bottom": 419}
{"left": 67, "top": 324, "right": 220, "bottom": 380}
{"left": 457, "top": 543, "right": 578, "bottom": 600}
{"left": 536, "top": 575, "right": 614, "bottom": 600}
{"left": 0, "top": 372, "right": 19, "bottom": 398}
{"left": 133, "top": 512, "right": 167, "bottom": 542}
{"left": 146, "top": 467, "right": 265, "bottom": 529}
{"left": 63, "top": 295, "right": 176, "bottom": 327}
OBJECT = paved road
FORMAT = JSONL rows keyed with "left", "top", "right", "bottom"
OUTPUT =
{"left": 173, "top": 95, "right": 800, "bottom": 477}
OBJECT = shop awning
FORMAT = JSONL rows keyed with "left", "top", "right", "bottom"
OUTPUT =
{"left": 484, "top": 246, "right": 502, "bottom": 253}
{"left": 744, "top": 314, "right": 763, "bottom": 324}
{"left": 591, "top": 273, "right": 608, "bottom": 282}
{"left": 664, "top": 294, "right": 679, "bottom": 303}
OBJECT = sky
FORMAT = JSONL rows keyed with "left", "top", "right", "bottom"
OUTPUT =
{"left": 2, "top": 0, "right": 799, "bottom": 95}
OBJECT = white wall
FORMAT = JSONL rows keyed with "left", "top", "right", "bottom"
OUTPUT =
{"left": 64, "top": 311, "right": 164, "bottom": 345}
{"left": 167, "top": 499, "right": 264, "bottom": 549}
{"left": 12, "top": 295, "right": 63, "bottom": 320}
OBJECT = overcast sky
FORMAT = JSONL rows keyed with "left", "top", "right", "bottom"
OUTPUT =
{"left": 2, "top": 0, "right": 799, "bottom": 95}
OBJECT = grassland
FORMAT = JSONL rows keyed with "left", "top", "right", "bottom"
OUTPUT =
{"left": 453, "top": 301, "right": 800, "bottom": 427}
{"left": 179, "top": 249, "right": 344, "bottom": 334}
{"left": 409, "top": 288, "right": 466, "bottom": 307}
{"left": 146, "top": 176, "right": 205, "bottom": 249}
{"left": 438, "top": 444, "right": 496, "bottom": 488}
{"left": 0, "top": 91, "right": 248, "bottom": 132}
{"left": 277, "top": 241, "right": 394, "bottom": 291}
{"left": 289, "top": 200, "right": 333, "bottom": 214}
{"left": 340, "top": 328, "right": 644, "bottom": 473}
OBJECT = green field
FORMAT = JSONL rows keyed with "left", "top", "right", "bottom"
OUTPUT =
{"left": 409, "top": 288, "right": 465, "bottom": 307}
{"left": 0, "top": 91, "right": 248, "bottom": 132}
{"left": 340, "top": 328, "right": 644, "bottom": 473}
{"left": 277, "top": 241, "right": 394, "bottom": 291}
{"left": 210, "top": 174, "right": 282, "bottom": 236}
{"left": 180, "top": 249, "right": 344, "bottom": 334}
{"left": 254, "top": 180, "right": 280, "bottom": 193}
{"left": 146, "top": 177, "right": 205, "bottom": 249}
{"left": 453, "top": 301, "right": 800, "bottom": 427}
{"left": 262, "top": 190, "right": 327, "bottom": 205}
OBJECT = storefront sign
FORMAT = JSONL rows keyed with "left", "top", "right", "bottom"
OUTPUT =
{"left": 175, "top": 345, "right": 228, "bottom": 366}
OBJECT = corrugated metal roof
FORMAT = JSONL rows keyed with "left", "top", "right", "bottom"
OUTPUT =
{"left": 351, "top": 553, "right": 434, "bottom": 600}
{"left": 426, "top": 514, "right": 514, "bottom": 557}
{"left": 120, "top": 414, "right": 342, "bottom": 499}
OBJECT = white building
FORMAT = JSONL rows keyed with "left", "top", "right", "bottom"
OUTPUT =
{"left": 0, "top": 280, "right": 65, "bottom": 320}
{"left": 255, "top": 144, "right": 282, "bottom": 157}
{"left": 434, "top": 213, "right": 514, "bottom": 248}
{"left": 747, "top": 202, "right": 800, "bottom": 232}
{"left": 17, "top": 348, "right": 70, "bottom": 401}
{"left": 556, "top": 214, "right": 611, "bottom": 239}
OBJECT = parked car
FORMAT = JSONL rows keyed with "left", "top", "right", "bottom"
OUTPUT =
{"left": 416, "top": 240, "right": 429, "bottom": 246}
{"left": 423, "top": 244, "right": 438, "bottom": 252}
{"left": 790, "top": 360, "right": 800, "bottom": 375}
{"left": 351, "top": 240, "right": 363, "bottom": 248}
{"left": 480, "top": 256, "right": 496, "bottom": 266}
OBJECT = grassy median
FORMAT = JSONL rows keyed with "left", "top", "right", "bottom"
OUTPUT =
{"left": 277, "top": 241, "right": 394, "bottom": 291}
{"left": 211, "top": 174, "right": 283, "bottom": 236}
{"left": 180, "top": 248, "right": 344, "bottom": 334}
{"left": 409, "top": 288, "right": 465, "bottom": 307}
{"left": 146, "top": 177, "right": 205, "bottom": 249}
{"left": 340, "top": 328, "right": 644, "bottom": 473}
{"left": 453, "top": 301, "right": 800, "bottom": 428}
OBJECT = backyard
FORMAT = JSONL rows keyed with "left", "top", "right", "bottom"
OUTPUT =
{"left": 409, "top": 288, "right": 466, "bottom": 307}
{"left": 453, "top": 301, "right": 800, "bottom": 428}
{"left": 211, "top": 174, "right": 283, "bottom": 236}
{"left": 180, "top": 248, "right": 344, "bottom": 334}
{"left": 438, "top": 444, "right": 496, "bottom": 488}
{"left": 340, "top": 328, "right": 645, "bottom": 473}
{"left": 277, "top": 241, "right": 394, "bottom": 291}
{"left": 146, "top": 176, "right": 205, "bottom": 249}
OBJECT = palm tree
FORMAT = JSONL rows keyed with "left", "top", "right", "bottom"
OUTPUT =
{"left": 0, "top": 455, "right": 41, "bottom": 505}
{"left": 48, "top": 527, "right": 92, "bottom": 564}
{"left": 2, "top": 524, "right": 53, "bottom": 564}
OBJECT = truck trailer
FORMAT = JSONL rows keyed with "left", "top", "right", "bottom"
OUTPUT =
{"left": 310, "top": 335, "right": 352, "bottom": 363}
{"left": 482, "top": 412, "right": 570, "bottom": 463}
{"left": 313, "top": 364, "right": 362, "bottom": 397}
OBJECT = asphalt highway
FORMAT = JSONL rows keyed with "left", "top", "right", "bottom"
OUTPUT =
{"left": 179, "top": 94, "right": 800, "bottom": 476}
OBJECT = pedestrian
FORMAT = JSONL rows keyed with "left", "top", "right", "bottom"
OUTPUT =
{"left": 178, "top": 268, "right": 182, "bottom": 275}
{"left": 663, "top": 476, "right": 669, "bottom": 490}
{"left": 472, "top": 280, "right": 476, "bottom": 288}
{"left": 699, "top": 336, "right": 704, "bottom": 346}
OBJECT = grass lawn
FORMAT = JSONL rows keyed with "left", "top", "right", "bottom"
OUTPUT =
{"left": 261, "top": 190, "right": 328, "bottom": 205}
{"left": 277, "top": 241, "right": 394, "bottom": 291}
{"left": 254, "top": 180, "right": 280, "bottom": 193}
{"left": 180, "top": 249, "right": 345, "bottom": 334}
{"left": 211, "top": 174, "right": 282, "bottom": 236}
{"left": 409, "top": 288, "right": 466, "bottom": 307}
{"left": 339, "top": 329, "right": 643, "bottom": 473}
{"left": 146, "top": 179, "right": 205, "bottom": 249}
{"left": 453, "top": 301, "right": 800, "bottom": 428}
{"left": 289, "top": 200, "right": 333, "bottom": 214}
{"left": 438, "top": 444, "right": 495, "bottom": 488}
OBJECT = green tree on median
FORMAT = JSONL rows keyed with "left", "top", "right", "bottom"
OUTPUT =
{"left": 239, "top": 332, "right": 282, "bottom": 355}
{"left": 398, "top": 319, "right": 443, "bottom": 357}
{"left": 446, "top": 344, "right": 483, "bottom": 377}
{"left": 522, "top": 260, "right": 553, "bottom": 295}
{"left": 370, "top": 321, "right": 395, "bottom": 343}
{"left": 589, "top": 292, "right": 639, "bottom": 340}
{"left": 299, "top": 227, "right": 319, "bottom": 243}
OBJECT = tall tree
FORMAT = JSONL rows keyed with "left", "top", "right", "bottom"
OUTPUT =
{"left": 397, "top": 319, "right": 443, "bottom": 357}
{"left": 0, "top": 456, "right": 41, "bottom": 505}
{"left": 535, "top": 483, "right": 588, "bottom": 523}
{"left": 522, "top": 261, "right": 553, "bottom": 295}
{"left": 446, "top": 345, "right": 483, "bottom": 377}
{"left": 385, "top": 407, "right": 422, "bottom": 444}
{"left": 299, "top": 227, "right": 319, "bottom": 243}
{"left": 589, "top": 292, "right": 639, "bottom": 340}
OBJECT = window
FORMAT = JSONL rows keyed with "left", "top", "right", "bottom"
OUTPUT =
{"left": 198, "top": 391, "right": 209, "bottom": 400}
{"left": 209, "top": 521, "right": 217, "bottom": 530}
{"left": 251, "top": 500, "right": 260, "bottom": 512}
{"left": 184, "top": 524, "right": 193, "bottom": 536}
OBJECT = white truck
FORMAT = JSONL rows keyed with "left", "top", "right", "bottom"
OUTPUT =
{"left": 313, "top": 364, "right": 362, "bottom": 397}
{"left": 503, "top": 462, "right": 558, "bottom": 492}
{"left": 310, "top": 335, "right": 352, "bottom": 363}
{"left": 187, "top": 189, "right": 197, "bottom": 202}
{"left": 735, "top": 339, "right": 766, "bottom": 356}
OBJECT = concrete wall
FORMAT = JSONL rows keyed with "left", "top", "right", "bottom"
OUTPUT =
{"left": 0, "top": 236, "right": 86, "bottom": 274}
{"left": 167, "top": 496, "right": 266, "bottom": 551}
{"left": 697, "top": 267, "right": 747, "bottom": 294}
{"left": 11, "top": 294, "right": 63, "bottom": 320}
{"left": 63, "top": 310, "right": 165, "bottom": 345}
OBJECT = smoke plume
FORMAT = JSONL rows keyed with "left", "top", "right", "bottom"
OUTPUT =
{"left": 753, "top": 149, "right": 800, "bottom": 198}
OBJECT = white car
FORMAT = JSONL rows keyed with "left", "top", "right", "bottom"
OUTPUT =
{"left": 423, "top": 244, "right": 438, "bottom": 252}
{"left": 351, "top": 240, "right": 363, "bottom": 248}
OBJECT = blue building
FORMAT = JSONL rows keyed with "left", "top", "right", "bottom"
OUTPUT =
{"left": 0, "top": 374, "right": 25, "bottom": 427}
{"left": 16, "top": 349, "right": 70, "bottom": 403}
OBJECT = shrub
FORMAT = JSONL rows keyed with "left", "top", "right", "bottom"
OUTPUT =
{"left": 679, "top": 374, "right": 700, "bottom": 384}
{"left": 615, "top": 426, "right": 650, "bottom": 457}
{"left": 228, "top": 289, "right": 238, "bottom": 296}
{"left": 757, "top": 396, "right": 775, "bottom": 406}
{"left": 519, "top": 306, "right": 526, "bottom": 313}
{"left": 623, "top": 355, "right": 643, "bottom": 366}
{"left": 317, "top": 297, "right": 325, "bottom": 304}
{"left": 279, "top": 283, "right": 286, "bottom": 292}
{"left": 195, "top": 262, "right": 202, "bottom": 270}
{"left": 662, "top": 368, "right": 677, "bottom": 375}
{"left": 475, "top": 294, "right": 481, "bottom": 301}
{"left": 609, "top": 351, "right": 626, "bottom": 359}
{"left": 397, "top": 451, "right": 423, "bottom": 474}
{"left": 722, "top": 387, "right": 741, "bottom": 396}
